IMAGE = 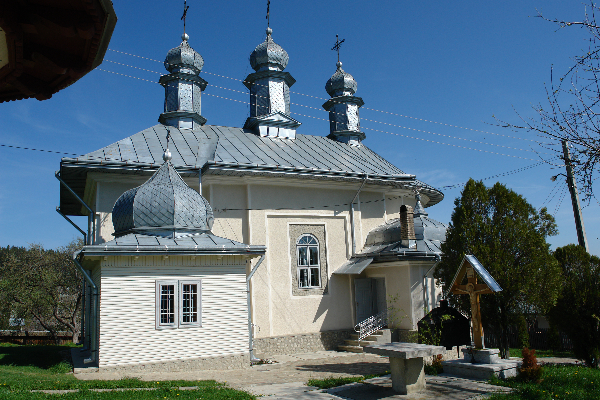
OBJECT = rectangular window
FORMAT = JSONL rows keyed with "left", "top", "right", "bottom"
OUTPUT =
{"left": 180, "top": 282, "right": 199, "bottom": 325}
{"left": 156, "top": 280, "right": 201, "bottom": 329}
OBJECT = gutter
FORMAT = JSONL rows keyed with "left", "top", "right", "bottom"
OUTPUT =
{"left": 246, "top": 255, "right": 265, "bottom": 363}
{"left": 79, "top": 247, "right": 266, "bottom": 257}
{"left": 73, "top": 252, "right": 98, "bottom": 364}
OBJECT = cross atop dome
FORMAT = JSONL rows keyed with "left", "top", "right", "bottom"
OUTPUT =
{"left": 322, "top": 36, "right": 365, "bottom": 146}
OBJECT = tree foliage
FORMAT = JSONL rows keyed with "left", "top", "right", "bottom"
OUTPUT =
{"left": 0, "top": 240, "right": 83, "bottom": 342}
{"left": 499, "top": 1, "right": 600, "bottom": 201}
{"left": 434, "top": 179, "right": 562, "bottom": 359}
{"left": 549, "top": 244, "right": 600, "bottom": 368}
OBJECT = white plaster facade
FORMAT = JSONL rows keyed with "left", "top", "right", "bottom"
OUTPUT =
{"left": 83, "top": 172, "right": 440, "bottom": 342}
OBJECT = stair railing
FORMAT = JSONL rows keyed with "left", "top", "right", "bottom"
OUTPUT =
{"left": 354, "top": 309, "right": 388, "bottom": 341}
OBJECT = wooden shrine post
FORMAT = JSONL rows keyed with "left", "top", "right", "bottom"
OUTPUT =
{"left": 447, "top": 255, "right": 502, "bottom": 349}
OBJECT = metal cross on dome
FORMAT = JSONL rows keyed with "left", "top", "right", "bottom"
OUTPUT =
{"left": 331, "top": 35, "right": 345, "bottom": 63}
{"left": 266, "top": 0, "right": 270, "bottom": 28}
{"left": 181, "top": 0, "right": 190, "bottom": 34}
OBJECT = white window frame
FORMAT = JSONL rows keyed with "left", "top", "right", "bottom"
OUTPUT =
{"left": 156, "top": 280, "right": 202, "bottom": 329}
{"left": 296, "top": 234, "right": 321, "bottom": 289}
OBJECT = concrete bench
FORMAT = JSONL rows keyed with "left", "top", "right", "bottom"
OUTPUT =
{"left": 364, "top": 342, "right": 445, "bottom": 394}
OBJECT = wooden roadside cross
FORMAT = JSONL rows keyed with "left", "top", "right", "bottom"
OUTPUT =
{"left": 448, "top": 255, "right": 502, "bottom": 349}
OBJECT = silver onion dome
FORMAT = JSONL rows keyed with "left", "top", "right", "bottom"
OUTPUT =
{"left": 112, "top": 160, "right": 214, "bottom": 237}
{"left": 164, "top": 33, "right": 204, "bottom": 73}
{"left": 249, "top": 27, "right": 289, "bottom": 71}
{"left": 325, "top": 61, "right": 357, "bottom": 97}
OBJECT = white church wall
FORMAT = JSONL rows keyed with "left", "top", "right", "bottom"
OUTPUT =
{"left": 96, "top": 255, "right": 248, "bottom": 368}
{"left": 366, "top": 264, "right": 413, "bottom": 330}
{"left": 88, "top": 173, "right": 427, "bottom": 341}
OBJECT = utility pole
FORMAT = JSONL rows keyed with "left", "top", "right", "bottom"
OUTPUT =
{"left": 562, "top": 139, "right": 589, "bottom": 252}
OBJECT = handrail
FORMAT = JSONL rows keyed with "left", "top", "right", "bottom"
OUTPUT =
{"left": 354, "top": 309, "right": 388, "bottom": 341}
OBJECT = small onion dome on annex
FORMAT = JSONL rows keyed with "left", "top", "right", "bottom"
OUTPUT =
{"left": 335, "top": 193, "right": 448, "bottom": 274}
{"left": 76, "top": 151, "right": 265, "bottom": 258}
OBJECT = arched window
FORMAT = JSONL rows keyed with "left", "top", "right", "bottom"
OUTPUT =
{"left": 297, "top": 234, "right": 320, "bottom": 288}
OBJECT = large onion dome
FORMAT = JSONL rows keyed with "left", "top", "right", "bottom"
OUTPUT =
{"left": 413, "top": 193, "right": 447, "bottom": 243}
{"left": 164, "top": 33, "right": 204, "bottom": 73}
{"left": 249, "top": 28, "right": 289, "bottom": 71}
{"left": 325, "top": 61, "right": 357, "bottom": 97}
{"left": 112, "top": 154, "right": 214, "bottom": 237}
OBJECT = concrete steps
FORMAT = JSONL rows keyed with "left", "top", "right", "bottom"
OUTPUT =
{"left": 338, "top": 330, "right": 387, "bottom": 353}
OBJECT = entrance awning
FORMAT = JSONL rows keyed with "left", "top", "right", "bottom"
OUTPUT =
{"left": 333, "top": 257, "right": 373, "bottom": 275}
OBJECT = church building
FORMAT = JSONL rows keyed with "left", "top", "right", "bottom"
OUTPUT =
{"left": 58, "top": 21, "right": 447, "bottom": 370}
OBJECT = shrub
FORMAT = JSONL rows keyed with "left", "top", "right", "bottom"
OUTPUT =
{"left": 517, "top": 315, "right": 530, "bottom": 349}
{"left": 517, "top": 347, "right": 542, "bottom": 383}
{"left": 424, "top": 354, "right": 444, "bottom": 375}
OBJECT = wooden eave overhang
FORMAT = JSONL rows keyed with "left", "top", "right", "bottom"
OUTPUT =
{"left": 0, "top": 0, "right": 117, "bottom": 103}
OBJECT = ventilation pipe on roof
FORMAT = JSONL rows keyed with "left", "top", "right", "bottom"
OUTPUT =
{"left": 247, "top": 254, "right": 265, "bottom": 363}
{"left": 73, "top": 252, "right": 98, "bottom": 364}
{"left": 400, "top": 205, "right": 416, "bottom": 249}
{"left": 196, "top": 133, "right": 218, "bottom": 195}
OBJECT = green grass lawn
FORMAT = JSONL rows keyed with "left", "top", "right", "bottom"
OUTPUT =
{"left": 307, "top": 372, "right": 388, "bottom": 389}
{"left": 0, "top": 343, "right": 254, "bottom": 399}
{"left": 508, "top": 348, "right": 575, "bottom": 359}
{"left": 488, "top": 364, "right": 600, "bottom": 400}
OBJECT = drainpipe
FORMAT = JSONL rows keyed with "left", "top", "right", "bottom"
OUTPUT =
{"left": 56, "top": 207, "right": 87, "bottom": 244}
{"left": 56, "top": 206, "right": 87, "bottom": 345}
{"left": 246, "top": 254, "right": 265, "bottom": 363}
{"left": 423, "top": 255, "right": 441, "bottom": 313}
{"left": 80, "top": 277, "right": 86, "bottom": 347}
{"left": 73, "top": 251, "right": 98, "bottom": 364}
{"left": 350, "top": 176, "right": 368, "bottom": 256}
{"left": 55, "top": 171, "right": 95, "bottom": 245}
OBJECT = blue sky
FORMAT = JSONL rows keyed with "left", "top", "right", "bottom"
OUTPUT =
{"left": 1, "top": 0, "right": 599, "bottom": 255}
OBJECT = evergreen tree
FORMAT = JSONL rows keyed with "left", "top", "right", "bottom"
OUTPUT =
{"left": 434, "top": 179, "right": 561, "bottom": 358}
{"left": 550, "top": 244, "right": 600, "bottom": 368}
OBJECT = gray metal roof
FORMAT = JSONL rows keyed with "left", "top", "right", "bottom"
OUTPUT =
{"left": 59, "top": 124, "right": 443, "bottom": 215}
{"left": 333, "top": 212, "right": 447, "bottom": 274}
{"left": 334, "top": 257, "right": 373, "bottom": 275}
{"left": 78, "top": 232, "right": 266, "bottom": 256}
{"left": 448, "top": 255, "right": 503, "bottom": 294}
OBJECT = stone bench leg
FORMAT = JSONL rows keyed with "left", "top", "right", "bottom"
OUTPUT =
{"left": 389, "top": 356, "right": 425, "bottom": 394}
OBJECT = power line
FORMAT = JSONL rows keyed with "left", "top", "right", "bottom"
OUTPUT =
{"left": 106, "top": 48, "right": 548, "bottom": 146}
{"left": 440, "top": 161, "right": 545, "bottom": 189}
{"left": 95, "top": 66, "right": 547, "bottom": 161}
{"left": 0, "top": 144, "right": 79, "bottom": 156}
{"left": 361, "top": 125, "right": 538, "bottom": 161}
{"left": 1, "top": 140, "right": 549, "bottom": 211}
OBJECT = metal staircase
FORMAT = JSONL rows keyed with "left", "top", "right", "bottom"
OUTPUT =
{"left": 338, "top": 309, "right": 389, "bottom": 353}
{"left": 338, "top": 330, "right": 386, "bottom": 353}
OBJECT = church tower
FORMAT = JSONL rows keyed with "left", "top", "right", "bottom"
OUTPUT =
{"left": 323, "top": 61, "right": 365, "bottom": 145}
{"left": 158, "top": 33, "right": 208, "bottom": 129}
{"left": 243, "top": 27, "right": 301, "bottom": 139}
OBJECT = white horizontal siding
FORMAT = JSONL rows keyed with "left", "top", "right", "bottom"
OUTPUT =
{"left": 98, "top": 256, "right": 249, "bottom": 367}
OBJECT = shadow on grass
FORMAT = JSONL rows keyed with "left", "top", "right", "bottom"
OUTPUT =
{"left": 0, "top": 344, "right": 73, "bottom": 369}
